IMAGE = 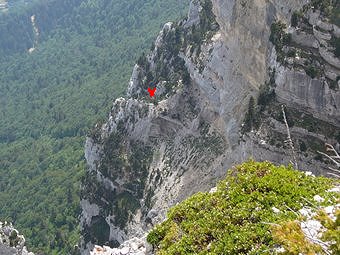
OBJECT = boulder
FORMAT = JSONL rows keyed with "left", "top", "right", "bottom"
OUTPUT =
{"left": 292, "top": 30, "right": 319, "bottom": 48}
{"left": 319, "top": 47, "right": 340, "bottom": 69}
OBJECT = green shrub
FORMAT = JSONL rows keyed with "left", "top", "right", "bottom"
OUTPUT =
{"left": 311, "top": 0, "right": 334, "bottom": 14}
{"left": 330, "top": 36, "right": 340, "bottom": 58}
{"left": 270, "top": 21, "right": 286, "bottom": 49}
{"left": 258, "top": 84, "right": 276, "bottom": 108}
{"left": 336, "top": 131, "right": 340, "bottom": 143}
{"left": 287, "top": 48, "right": 296, "bottom": 58}
{"left": 242, "top": 96, "right": 259, "bottom": 132}
{"left": 291, "top": 11, "right": 303, "bottom": 27}
{"left": 9, "top": 230, "right": 19, "bottom": 247}
{"left": 317, "top": 209, "right": 340, "bottom": 253}
{"left": 147, "top": 161, "right": 338, "bottom": 254}
{"left": 271, "top": 220, "right": 323, "bottom": 254}
{"left": 305, "top": 65, "right": 319, "bottom": 79}
{"left": 270, "top": 21, "right": 292, "bottom": 64}
{"left": 330, "top": 4, "right": 340, "bottom": 26}
{"left": 299, "top": 140, "right": 307, "bottom": 152}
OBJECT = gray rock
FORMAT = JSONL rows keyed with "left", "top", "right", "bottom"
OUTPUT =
{"left": 84, "top": 137, "right": 102, "bottom": 172}
{"left": 0, "top": 243, "right": 17, "bottom": 255}
{"left": 333, "top": 24, "right": 340, "bottom": 38}
{"left": 292, "top": 30, "right": 319, "bottom": 48}
{"left": 308, "top": 10, "right": 320, "bottom": 26}
{"left": 324, "top": 66, "right": 340, "bottom": 81}
{"left": 81, "top": 1, "right": 338, "bottom": 254}
{"left": 316, "top": 20, "right": 333, "bottom": 32}
{"left": 319, "top": 47, "right": 340, "bottom": 69}
{"left": 275, "top": 67, "right": 340, "bottom": 126}
{"left": 0, "top": 222, "right": 34, "bottom": 255}
{"left": 313, "top": 27, "right": 332, "bottom": 42}
{"left": 80, "top": 199, "right": 100, "bottom": 226}
{"left": 127, "top": 65, "right": 142, "bottom": 98}
{"left": 184, "top": 0, "right": 201, "bottom": 28}
{"left": 146, "top": 210, "right": 158, "bottom": 220}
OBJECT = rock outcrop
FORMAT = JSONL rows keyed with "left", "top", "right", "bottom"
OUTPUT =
{"left": 80, "top": 0, "right": 340, "bottom": 254}
{"left": 90, "top": 236, "right": 150, "bottom": 255}
{"left": 270, "top": 4, "right": 340, "bottom": 127}
{"left": 0, "top": 221, "right": 34, "bottom": 255}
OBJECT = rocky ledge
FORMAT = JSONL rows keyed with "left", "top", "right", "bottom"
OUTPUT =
{"left": 0, "top": 221, "right": 34, "bottom": 255}
{"left": 90, "top": 236, "right": 151, "bottom": 255}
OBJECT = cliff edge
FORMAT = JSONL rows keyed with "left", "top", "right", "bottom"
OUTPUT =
{"left": 80, "top": 0, "right": 340, "bottom": 253}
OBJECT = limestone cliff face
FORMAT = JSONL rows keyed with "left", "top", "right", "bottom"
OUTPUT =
{"left": 272, "top": 9, "right": 340, "bottom": 126}
{"left": 80, "top": 0, "right": 340, "bottom": 254}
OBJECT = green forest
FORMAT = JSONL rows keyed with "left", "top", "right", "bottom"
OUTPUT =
{"left": 0, "top": 0, "right": 189, "bottom": 253}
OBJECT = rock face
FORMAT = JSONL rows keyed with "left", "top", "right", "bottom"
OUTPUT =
{"left": 90, "top": 236, "right": 151, "bottom": 255}
{"left": 184, "top": 0, "right": 201, "bottom": 28}
{"left": 80, "top": 0, "right": 340, "bottom": 254}
{"left": 275, "top": 66, "right": 340, "bottom": 126}
{"left": 0, "top": 221, "right": 34, "bottom": 255}
{"left": 270, "top": 5, "right": 340, "bottom": 127}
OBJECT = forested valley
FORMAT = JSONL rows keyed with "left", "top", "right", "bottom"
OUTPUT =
{"left": 0, "top": 0, "right": 189, "bottom": 253}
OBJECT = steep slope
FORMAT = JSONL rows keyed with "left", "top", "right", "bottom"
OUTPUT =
{"left": 81, "top": 0, "right": 340, "bottom": 253}
{"left": 0, "top": 0, "right": 189, "bottom": 254}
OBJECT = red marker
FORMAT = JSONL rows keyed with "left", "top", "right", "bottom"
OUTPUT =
{"left": 148, "top": 87, "right": 156, "bottom": 98}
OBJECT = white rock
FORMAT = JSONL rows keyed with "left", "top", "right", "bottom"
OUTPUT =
{"left": 327, "top": 186, "right": 340, "bottom": 193}
{"left": 274, "top": 247, "right": 286, "bottom": 253}
{"left": 304, "top": 171, "right": 315, "bottom": 177}
{"left": 333, "top": 24, "right": 340, "bottom": 38}
{"left": 130, "top": 242, "right": 139, "bottom": 251}
{"left": 134, "top": 252, "right": 145, "bottom": 255}
{"left": 272, "top": 207, "right": 280, "bottom": 213}
{"left": 120, "top": 246, "right": 130, "bottom": 255}
{"left": 324, "top": 205, "right": 334, "bottom": 214}
{"left": 301, "top": 220, "right": 322, "bottom": 239}
{"left": 209, "top": 187, "right": 217, "bottom": 193}
{"left": 313, "top": 195, "right": 324, "bottom": 203}
{"left": 22, "top": 246, "right": 35, "bottom": 255}
{"left": 299, "top": 208, "right": 314, "bottom": 218}
{"left": 323, "top": 205, "right": 338, "bottom": 221}
{"left": 259, "top": 139, "right": 266, "bottom": 145}
{"left": 90, "top": 245, "right": 103, "bottom": 255}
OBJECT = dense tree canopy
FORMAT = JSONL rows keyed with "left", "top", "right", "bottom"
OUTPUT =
{"left": 0, "top": 0, "right": 189, "bottom": 253}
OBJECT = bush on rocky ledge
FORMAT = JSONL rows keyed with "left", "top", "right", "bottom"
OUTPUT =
{"left": 147, "top": 161, "right": 339, "bottom": 254}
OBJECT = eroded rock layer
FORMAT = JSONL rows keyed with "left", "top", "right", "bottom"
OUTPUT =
{"left": 80, "top": 0, "right": 340, "bottom": 253}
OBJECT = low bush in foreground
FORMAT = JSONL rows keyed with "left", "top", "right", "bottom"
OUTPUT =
{"left": 147, "top": 161, "right": 339, "bottom": 254}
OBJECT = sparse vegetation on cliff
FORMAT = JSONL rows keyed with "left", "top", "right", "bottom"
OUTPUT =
{"left": 135, "top": 0, "right": 220, "bottom": 101}
{"left": 270, "top": 21, "right": 292, "bottom": 63}
{"left": 0, "top": 0, "right": 190, "bottom": 253}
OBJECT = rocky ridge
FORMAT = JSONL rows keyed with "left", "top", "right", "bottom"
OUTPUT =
{"left": 89, "top": 236, "right": 150, "bottom": 255}
{"left": 81, "top": 0, "right": 340, "bottom": 254}
{"left": 0, "top": 221, "right": 34, "bottom": 255}
{"left": 271, "top": 5, "right": 340, "bottom": 126}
